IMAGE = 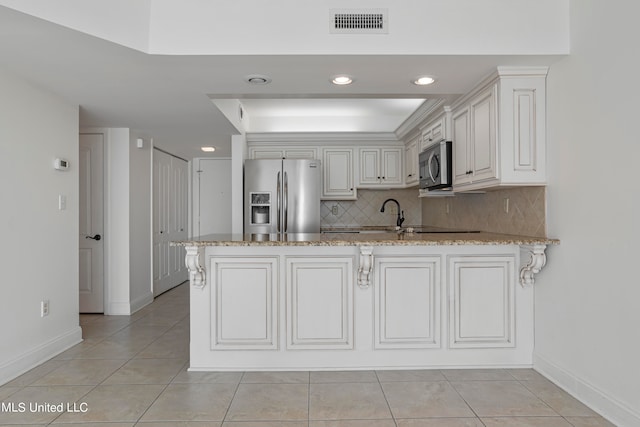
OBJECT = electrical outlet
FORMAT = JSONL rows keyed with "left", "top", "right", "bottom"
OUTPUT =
{"left": 446, "top": 202, "right": 451, "bottom": 215}
{"left": 331, "top": 205, "right": 339, "bottom": 215}
{"left": 41, "top": 300, "right": 50, "bottom": 317}
{"left": 503, "top": 197, "right": 510, "bottom": 214}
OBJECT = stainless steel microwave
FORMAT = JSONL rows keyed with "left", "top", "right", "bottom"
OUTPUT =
{"left": 419, "top": 140, "right": 452, "bottom": 190}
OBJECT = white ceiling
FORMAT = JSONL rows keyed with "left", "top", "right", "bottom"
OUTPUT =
{"left": 0, "top": 6, "right": 564, "bottom": 160}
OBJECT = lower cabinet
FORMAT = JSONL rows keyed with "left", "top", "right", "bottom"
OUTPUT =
{"left": 194, "top": 245, "right": 530, "bottom": 369}
{"left": 374, "top": 256, "right": 440, "bottom": 349}
{"left": 286, "top": 257, "right": 353, "bottom": 349}
{"left": 210, "top": 257, "right": 279, "bottom": 350}
{"left": 448, "top": 255, "right": 516, "bottom": 348}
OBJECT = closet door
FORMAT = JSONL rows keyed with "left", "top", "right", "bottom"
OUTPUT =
{"left": 153, "top": 149, "right": 188, "bottom": 295}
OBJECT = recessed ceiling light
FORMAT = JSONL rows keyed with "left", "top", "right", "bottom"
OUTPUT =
{"left": 413, "top": 76, "right": 436, "bottom": 86}
{"left": 201, "top": 146, "right": 216, "bottom": 152}
{"left": 245, "top": 74, "right": 272, "bottom": 85}
{"left": 331, "top": 75, "right": 354, "bottom": 85}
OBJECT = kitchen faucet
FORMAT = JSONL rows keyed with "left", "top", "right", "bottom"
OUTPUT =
{"left": 380, "top": 198, "right": 405, "bottom": 228}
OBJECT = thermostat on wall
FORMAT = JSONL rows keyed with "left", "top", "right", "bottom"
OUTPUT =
{"left": 54, "top": 158, "right": 69, "bottom": 171}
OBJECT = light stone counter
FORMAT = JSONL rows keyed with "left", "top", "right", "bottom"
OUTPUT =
{"left": 171, "top": 229, "right": 559, "bottom": 247}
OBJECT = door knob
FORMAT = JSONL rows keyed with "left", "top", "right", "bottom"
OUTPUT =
{"left": 85, "top": 234, "right": 101, "bottom": 241}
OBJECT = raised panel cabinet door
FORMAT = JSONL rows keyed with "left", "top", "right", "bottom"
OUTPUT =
{"left": 381, "top": 148, "right": 403, "bottom": 185}
{"left": 284, "top": 148, "right": 318, "bottom": 159}
{"left": 448, "top": 255, "right": 515, "bottom": 348}
{"left": 404, "top": 139, "right": 418, "bottom": 185}
{"left": 358, "top": 148, "right": 381, "bottom": 185}
{"left": 251, "top": 149, "right": 285, "bottom": 159}
{"left": 211, "top": 257, "right": 279, "bottom": 350}
{"left": 470, "top": 85, "right": 498, "bottom": 182}
{"left": 452, "top": 106, "right": 471, "bottom": 185}
{"left": 374, "top": 256, "right": 441, "bottom": 349}
{"left": 322, "top": 148, "right": 355, "bottom": 199}
{"left": 431, "top": 117, "right": 444, "bottom": 142}
{"left": 286, "top": 257, "right": 354, "bottom": 349}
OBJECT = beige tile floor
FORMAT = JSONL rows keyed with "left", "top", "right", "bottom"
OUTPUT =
{"left": 0, "top": 283, "right": 616, "bottom": 426}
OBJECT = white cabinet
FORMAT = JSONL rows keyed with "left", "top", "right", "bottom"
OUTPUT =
{"left": 448, "top": 255, "right": 515, "bottom": 348}
{"left": 249, "top": 146, "right": 318, "bottom": 159}
{"left": 210, "top": 257, "right": 279, "bottom": 350}
{"left": 286, "top": 257, "right": 353, "bottom": 349}
{"left": 451, "top": 67, "right": 548, "bottom": 191}
{"left": 322, "top": 148, "right": 356, "bottom": 200}
{"left": 452, "top": 85, "right": 498, "bottom": 186}
{"left": 190, "top": 244, "right": 534, "bottom": 370}
{"left": 404, "top": 137, "right": 419, "bottom": 187}
{"left": 374, "top": 256, "right": 440, "bottom": 349}
{"left": 421, "top": 113, "right": 448, "bottom": 152}
{"left": 358, "top": 147, "right": 403, "bottom": 187}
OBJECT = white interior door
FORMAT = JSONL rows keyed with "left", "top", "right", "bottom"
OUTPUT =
{"left": 79, "top": 133, "right": 104, "bottom": 313}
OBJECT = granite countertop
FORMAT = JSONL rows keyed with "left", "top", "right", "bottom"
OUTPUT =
{"left": 171, "top": 226, "right": 559, "bottom": 247}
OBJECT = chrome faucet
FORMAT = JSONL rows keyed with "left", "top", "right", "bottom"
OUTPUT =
{"left": 380, "top": 198, "right": 405, "bottom": 228}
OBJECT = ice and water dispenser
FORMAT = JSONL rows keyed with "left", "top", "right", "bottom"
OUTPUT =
{"left": 249, "top": 193, "right": 270, "bottom": 225}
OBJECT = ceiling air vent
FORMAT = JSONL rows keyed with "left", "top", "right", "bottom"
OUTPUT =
{"left": 330, "top": 9, "right": 388, "bottom": 34}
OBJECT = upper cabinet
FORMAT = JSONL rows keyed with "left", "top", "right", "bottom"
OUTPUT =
{"left": 404, "top": 137, "right": 419, "bottom": 187}
{"left": 420, "top": 110, "right": 450, "bottom": 152}
{"left": 452, "top": 85, "right": 498, "bottom": 186}
{"left": 322, "top": 148, "right": 356, "bottom": 200}
{"left": 451, "top": 67, "right": 548, "bottom": 191}
{"left": 249, "top": 146, "right": 318, "bottom": 160}
{"left": 358, "top": 147, "right": 403, "bottom": 188}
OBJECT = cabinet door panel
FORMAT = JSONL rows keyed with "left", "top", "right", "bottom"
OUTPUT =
{"left": 212, "top": 257, "right": 278, "bottom": 349}
{"left": 375, "top": 257, "right": 440, "bottom": 349}
{"left": 381, "top": 148, "right": 403, "bottom": 185}
{"left": 449, "top": 255, "right": 515, "bottom": 348}
{"left": 286, "top": 257, "right": 353, "bottom": 349}
{"left": 470, "top": 86, "right": 497, "bottom": 181}
{"left": 322, "top": 148, "right": 355, "bottom": 199}
{"left": 358, "top": 149, "right": 380, "bottom": 185}
{"left": 452, "top": 107, "right": 471, "bottom": 185}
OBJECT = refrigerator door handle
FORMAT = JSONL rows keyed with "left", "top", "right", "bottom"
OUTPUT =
{"left": 276, "top": 171, "right": 281, "bottom": 233}
{"left": 284, "top": 171, "right": 288, "bottom": 233}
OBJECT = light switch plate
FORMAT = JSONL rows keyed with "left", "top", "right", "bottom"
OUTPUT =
{"left": 58, "top": 195, "right": 66, "bottom": 210}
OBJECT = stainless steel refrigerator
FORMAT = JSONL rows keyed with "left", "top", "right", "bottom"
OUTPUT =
{"left": 244, "top": 159, "right": 321, "bottom": 234}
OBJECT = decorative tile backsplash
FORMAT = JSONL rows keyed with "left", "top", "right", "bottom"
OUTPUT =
{"left": 321, "top": 189, "right": 422, "bottom": 228}
{"left": 421, "top": 186, "right": 547, "bottom": 237}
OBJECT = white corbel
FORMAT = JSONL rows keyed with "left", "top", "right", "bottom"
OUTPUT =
{"left": 519, "top": 244, "right": 547, "bottom": 286}
{"left": 358, "top": 246, "right": 374, "bottom": 289}
{"left": 185, "top": 246, "right": 206, "bottom": 289}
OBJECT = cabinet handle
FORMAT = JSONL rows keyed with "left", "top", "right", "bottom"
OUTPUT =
{"left": 377, "top": 176, "right": 380, "bottom": 179}
{"left": 382, "top": 176, "right": 386, "bottom": 179}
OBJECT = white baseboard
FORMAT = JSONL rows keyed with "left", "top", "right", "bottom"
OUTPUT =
{"left": 0, "top": 326, "right": 82, "bottom": 386}
{"left": 107, "top": 301, "right": 133, "bottom": 315}
{"left": 534, "top": 352, "right": 640, "bottom": 427}
{"left": 107, "top": 292, "right": 154, "bottom": 316}
{"left": 130, "top": 292, "right": 154, "bottom": 314}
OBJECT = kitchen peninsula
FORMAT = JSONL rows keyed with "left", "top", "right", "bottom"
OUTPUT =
{"left": 173, "top": 230, "right": 557, "bottom": 371}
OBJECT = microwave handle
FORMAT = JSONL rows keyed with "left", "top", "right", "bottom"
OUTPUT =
{"left": 428, "top": 152, "right": 439, "bottom": 182}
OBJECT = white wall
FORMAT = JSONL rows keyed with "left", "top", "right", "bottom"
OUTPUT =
{"left": 129, "top": 134, "right": 153, "bottom": 311}
{"left": 1, "top": 1, "right": 569, "bottom": 55}
{"left": 0, "top": 70, "right": 82, "bottom": 384}
{"left": 104, "top": 128, "right": 132, "bottom": 315}
{"left": 0, "top": 0, "right": 152, "bottom": 52}
{"left": 539, "top": 1, "right": 640, "bottom": 425}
